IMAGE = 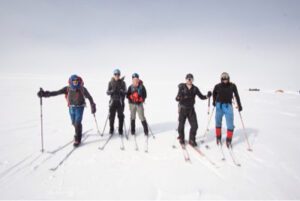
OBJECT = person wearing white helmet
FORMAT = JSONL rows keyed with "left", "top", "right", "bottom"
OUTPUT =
{"left": 213, "top": 72, "right": 242, "bottom": 148}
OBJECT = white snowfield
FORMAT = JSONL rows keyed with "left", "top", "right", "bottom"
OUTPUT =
{"left": 0, "top": 74, "right": 299, "bottom": 200}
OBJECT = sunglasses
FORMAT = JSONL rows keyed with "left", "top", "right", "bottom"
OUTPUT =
{"left": 187, "top": 78, "right": 193, "bottom": 81}
{"left": 114, "top": 73, "right": 120, "bottom": 76}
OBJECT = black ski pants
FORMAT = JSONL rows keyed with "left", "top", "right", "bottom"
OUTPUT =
{"left": 178, "top": 106, "right": 198, "bottom": 142}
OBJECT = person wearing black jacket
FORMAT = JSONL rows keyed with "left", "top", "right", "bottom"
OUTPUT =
{"left": 126, "top": 73, "right": 148, "bottom": 136}
{"left": 37, "top": 74, "right": 96, "bottom": 147}
{"left": 106, "top": 69, "right": 127, "bottom": 135}
{"left": 176, "top": 73, "right": 212, "bottom": 147}
{"left": 213, "top": 72, "right": 242, "bottom": 148}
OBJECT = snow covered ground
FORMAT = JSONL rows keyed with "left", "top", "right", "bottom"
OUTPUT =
{"left": 0, "top": 73, "right": 299, "bottom": 199}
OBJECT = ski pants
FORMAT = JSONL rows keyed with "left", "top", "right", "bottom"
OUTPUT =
{"left": 69, "top": 106, "right": 84, "bottom": 141}
{"left": 129, "top": 103, "right": 146, "bottom": 121}
{"left": 69, "top": 106, "right": 84, "bottom": 125}
{"left": 178, "top": 106, "right": 198, "bottom": 141}
{"left": 215, "top": 102, "right": 234, "bottom": 131}
{"left": 109, "top": 100, "right": 125, "bottom": 130}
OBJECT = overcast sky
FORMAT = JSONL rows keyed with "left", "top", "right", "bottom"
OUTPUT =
{"left": 0, "top": 0, "right": 299, "bottom": 89}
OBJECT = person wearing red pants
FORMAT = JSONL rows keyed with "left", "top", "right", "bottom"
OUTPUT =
{"left": 213, "top": 72, "right": 242, "bottom": 148}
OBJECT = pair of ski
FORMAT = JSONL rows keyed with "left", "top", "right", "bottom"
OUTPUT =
{"left": 203, "top": 139, "right": 241, "bottom": 167}
{"left": 177, "top": 141, "right": 241, "bottom": 167}
{"left": 98, "top": 133, "right": 149, "bottom": 153}
{"left": 177, "top": 142, "right": 217, "bottom": 168}
{"left": 48, "top": 130, "right": 92, "bottom": 172}
{"left": 218, "top": 143, "right": 241, "bottom": 167}
{"left": 134, "top": 134, "right": 149, "bottom": 153}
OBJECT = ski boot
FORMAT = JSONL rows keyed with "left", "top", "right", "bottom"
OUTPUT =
{"left": 141, "top": 120, "right": 149, "bottom": 136}
{"left": 73, "top": 134, "right": 82, "bottom": 147}
{"left": 177, "top": 136, "right": 185, "bottom": 145}
{"left": 226, "top": 137, "right": 232, "bottom": 148}
{"left": 188, "top": 139, "right": 198, "bottom": 147}
{"left": 131, "top": 119, "right": 136, "bottom": 135}
{"left": 216, "top": 136, "right": 222, "bottom": 146}
{"left": 73, "top": 123, "right": 82, "bottom": 147}
{"left": 118, "top": 128, "right": 123, "bottom": 135}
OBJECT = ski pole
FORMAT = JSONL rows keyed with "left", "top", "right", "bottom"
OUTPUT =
{"left": 172, "top": 128, "right": 178, "bottom": 149}
{"left": 148, "top": 123, "right": 155, "bottom": 139}
{"left": 238, "top": 111, "right": 253, "bottom": 152}
{"left": 208, "top": 96, "right": 211, "bottom": 115}
{"left": 123, "top": 119, "right": 129, "bottom": 140}
{"left": 39, "top": 87, "right": 44, "bottom": 153}
{"left": 101, "top": 113, "right": 109, "bottom": 137}
{"left": 127, "top": 121, "right": 131, "bottom": 136}
{"left": 93, "top": 114, "right": 101, "bottom": 136}
{"left": 200, "top": 107, "right": 215, "bottom": 143}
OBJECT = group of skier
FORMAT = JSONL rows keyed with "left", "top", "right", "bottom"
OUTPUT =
{"left": 37, "top": 69, "right": 150, "bottom": 147}
{"left": 37, "top": 70, "right": 242, "bottom": 150}
{"left": 175, "top": 72, "right": 242, "bottom": 148}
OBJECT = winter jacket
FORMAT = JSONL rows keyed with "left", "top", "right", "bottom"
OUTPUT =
{"left": 126, "top": 80, "right": 147, "bottom": 104}
{"left": 107, "top": 77, "right": 127, "bottom": 102}
{"left": 45, "top": 86, "right": 95, "bottom": 107}
{"left": 176, "top": 83, "right": 207, "bottom": 108}
{"left": 213, "top": 82, "right": 242, "bottom": 108}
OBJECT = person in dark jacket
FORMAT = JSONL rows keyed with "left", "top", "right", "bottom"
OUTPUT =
{"left": 37, "top": 74, "right": 96, "bottom": 147}
{"left": 213, "top": 72, "right": 242, "bottom": 148}
{"left": 106, "top": 69, "right": 127, "bottom": 135}
{"left": 126, "top": 73, "right": 148, "bottom": 136}
{"left": 176, "top": 73, "right": 212, "bottom": 147}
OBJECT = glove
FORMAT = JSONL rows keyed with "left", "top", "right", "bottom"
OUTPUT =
{"left": 207, "top": 91, "right": 212, "bottom": 98}
{"left": 120, "top": 89, "right": 126, "bottom": 95}
{"left": 37, "top": 90, "right": 50, "bottom": 98}
{"left": 238, "top": 105, "right": 243, "bottom": 112}
{"left": 212, "top": 101, "right": 216, "bottom": 107}
{"left": 37, "top": 89, "right": 44, "bottom": 98}
{"left": 107, "top": 90, "right": 114, "bottom": 96}
{"left": 176, "top": 96, "right": 182, "bottom": 101}
{"left": 91, "top": 103, "right": 96, "bottom": 114}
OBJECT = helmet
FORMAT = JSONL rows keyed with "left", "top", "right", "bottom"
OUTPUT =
{"left": 132, "top": 73, "right": 139, "bottom": 79}
{"left": 221, "top": 72, "right": 230, "bottom": 81}
{"left": 69, "top": 74, "right": 83, "bottom": 89}
{"left": 185, "top": 73, "right": 194, "bottom": 80}
{"left": 113, "top": 69, "right": 121, "bottom": 75}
